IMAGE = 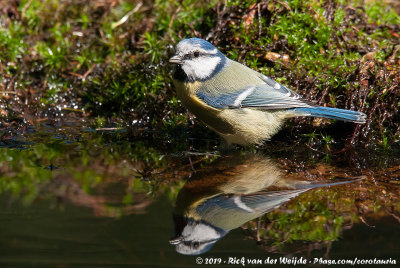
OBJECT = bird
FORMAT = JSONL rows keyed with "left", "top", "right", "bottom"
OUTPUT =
{"left": 169, "top": 153, "right": 358, "bottom": 255}
{"left": 169, "top": 37, "right": 366, "bottom": 146}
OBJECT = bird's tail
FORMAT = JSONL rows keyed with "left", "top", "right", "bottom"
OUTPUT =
{"left": 293, "top": 107, "right": 366, "bottom": 123}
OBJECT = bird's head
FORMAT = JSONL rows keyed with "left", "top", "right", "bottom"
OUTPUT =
{"left": 169, "top": 38, "right": 227, "bottom": 82}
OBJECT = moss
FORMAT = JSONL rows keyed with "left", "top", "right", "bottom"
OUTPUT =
{"left": 0, "top": 0, "right": 399, "bottom": 149}
{"left": 364, "top": 0, "right": 400, "bottom": 25}
{"left": 0, "top": 125, "right": 179, "bottom": 205}
{"left": 210, "top": 0, "right": 400, "bottom": 149}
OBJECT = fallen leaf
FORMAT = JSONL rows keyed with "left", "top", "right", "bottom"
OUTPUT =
{"left": 264, "top": 51, "right": 281, "bottom": 61}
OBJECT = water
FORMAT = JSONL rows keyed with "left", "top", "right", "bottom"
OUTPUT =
{"left": 0, "top": 123, "right": 399, "bottom": 266}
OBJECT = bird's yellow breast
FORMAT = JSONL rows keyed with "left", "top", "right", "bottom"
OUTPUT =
{"left": 173, "top": 80, "right": 235, "bottom": 134}
{"left": 172, "top": 60, "right": 283, "bottom": 142}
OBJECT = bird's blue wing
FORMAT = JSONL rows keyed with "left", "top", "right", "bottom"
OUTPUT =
{"left": 196, "top": 76, "right": 310, "bottom": 110}
{"left": 239, "top": 84, "right": 310, "bottom": 109}
{"left": 196, "top": 88, "right": 251, "bottom": 109}
{"left": 197, "top": 189, "right": 308, "bottom": 214}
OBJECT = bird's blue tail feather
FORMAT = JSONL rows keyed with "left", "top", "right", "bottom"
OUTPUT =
{"left": 294, "top": 107, "right": 366, "bottom": 123}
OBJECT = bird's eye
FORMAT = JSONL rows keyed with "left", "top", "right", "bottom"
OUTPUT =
{"left": 193, "top": 51, "right": 200, "bottom": 58}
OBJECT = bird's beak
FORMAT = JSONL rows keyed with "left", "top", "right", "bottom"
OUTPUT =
{"left": 169, "top": 55, "right": 182, "bottom": 64}
{"left": 169, "top": 236, "right": 183, "bottom": 245}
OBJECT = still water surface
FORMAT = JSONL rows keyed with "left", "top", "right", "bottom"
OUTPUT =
{"left": 0, "top": 123, "right": 399, "bottom": 266}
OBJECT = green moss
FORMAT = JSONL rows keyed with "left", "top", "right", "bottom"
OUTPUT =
{"left": 364, "top": 0, "right": 400, "bottom": 25}
{"left": 257, "top": 188, "right": 357, "bottom": 248}
{"left": 0, "top": 126, "right": 176, "bottom": 205}
{"left": 0, "top": 21, "right": 28, "bottom": 74}
{"left": 79, "top": 0, "right": 220, "bottom": 134}
{"left": 0, "top": 0, "right": 399, "bottom": 148}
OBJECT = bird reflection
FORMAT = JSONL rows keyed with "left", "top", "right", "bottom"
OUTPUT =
{"left": 170, "top": 153, "right": 352, "bottom": 255}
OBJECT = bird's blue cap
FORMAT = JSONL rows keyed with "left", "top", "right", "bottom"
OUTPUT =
{"left": 170, "top": 38, "right": 219, "bottom": 64}
{"left": 178, "top": 37, "right": 217, "bottom": 52}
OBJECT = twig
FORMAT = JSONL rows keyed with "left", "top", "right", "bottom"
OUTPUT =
{"left": 112, "top": 2, "right": 143, "bottom": 29}
{"left": 188, "top": 155, "right": 195, "bottom": 172}
{"left": 6, "top": 74, "right": 17, "bottom": 92}
{"left": 386, "top": 208, "right": 400, "bottom": 224}
{"left": 305, "top": 142, "right": 328, "bottom": 155}
{"left": 95, "top": 127, "right": 124, "bottom": 131}
{"left": 359, "top": 215, "right": 375, "bottom": 227}
{"left": 61, "top": 107, "right": 84, "bottom": 113}
{"left": 21, "top": 0, "right": 33, "bottom": 18}
{"left": 83, "top": 64, "right": 96, "bottom": 80}
{"left": 168, "top": 6, "right": 181, "bottom": 35}
{"left": 68, "top": 64, "right": 96, "bottom": 81}
{"left": 258, "top": 3, "right": 262, "bottom": 40}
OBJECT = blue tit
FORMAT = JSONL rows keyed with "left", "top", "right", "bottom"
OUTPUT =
{"left": 169, "top": 154, "right": 358, "bottom": 255}
{"left": 169, "top": 38, "right": 367, "bottom": 146}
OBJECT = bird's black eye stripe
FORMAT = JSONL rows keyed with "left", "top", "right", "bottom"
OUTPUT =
{"left": 183, "top": 51, "right": 202, "bottom": 60}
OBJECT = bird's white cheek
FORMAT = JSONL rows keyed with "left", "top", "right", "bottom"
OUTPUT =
{"left": 183, "top": 57, "right": 221, "bottom": 80}
{"left": 182, "top": 223, "right": 220, "bottom": 241}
